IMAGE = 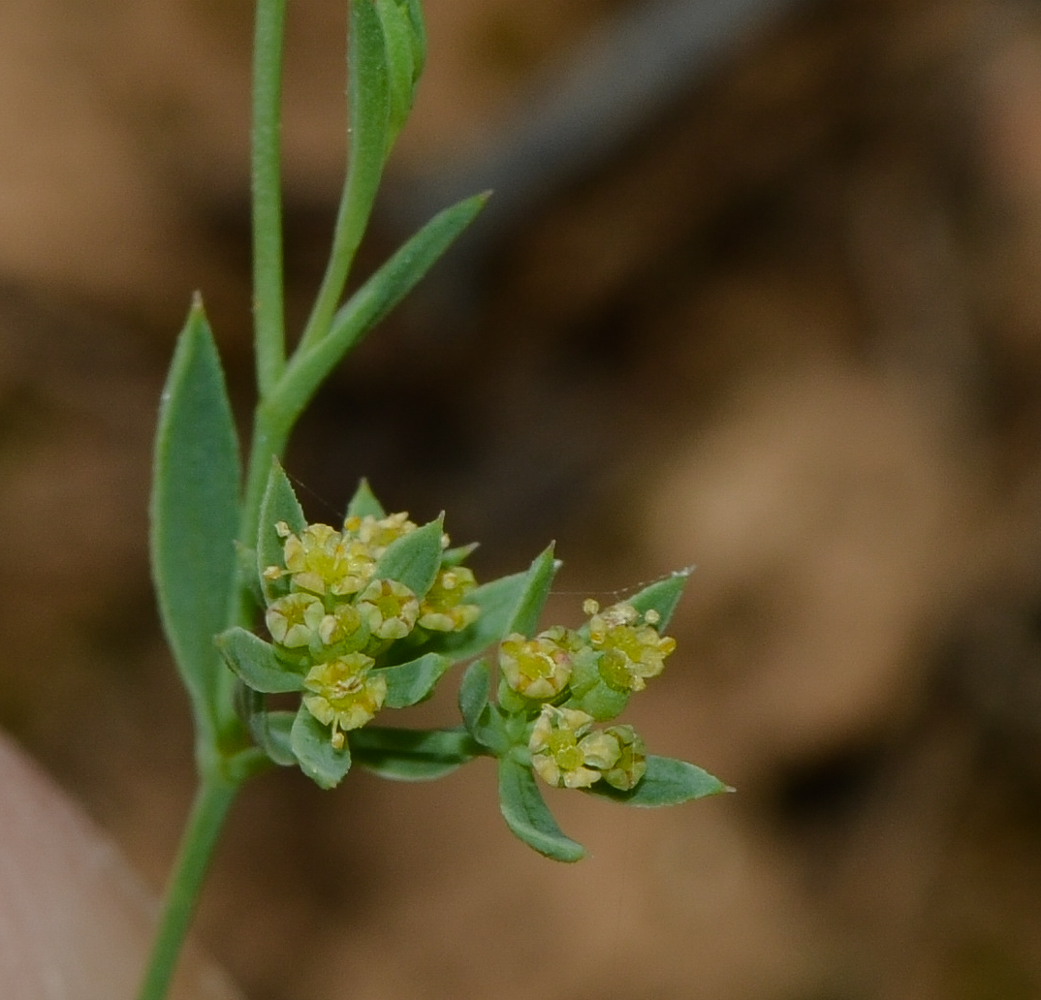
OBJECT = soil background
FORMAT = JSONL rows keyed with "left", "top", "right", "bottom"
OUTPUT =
{"left": 2, "top": 0, "right": 1041, "bottom": 998}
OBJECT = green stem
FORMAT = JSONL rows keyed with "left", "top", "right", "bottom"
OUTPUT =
{"left": 297, "top": 0, "right": 390, "bottom": 354}
{"left": 252, "top": 0, "right": 288, "bottom": 397}
{"left": 136, "top": 772, "right": 241, "bottom": 1000}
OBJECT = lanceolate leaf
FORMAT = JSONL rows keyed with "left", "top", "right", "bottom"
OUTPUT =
{"left": 583, "top": 756, "right": 731, "bottom": 807}
{"left": 349, "top": 726, "right": 481, "bottom": 781}
{"left": 257, "top": 459, "right": 306, "bottom": 603}
{"left": 504, "top": 544, "right": 559, "bottom": 638}
{"left": 624, "top": 569, "right": 694, "bottom": 631}
{"left": 375, "top": 652, "right": 451, "bottom": 708}
{"left": 498, "top": 756, "right": 585, "bottom": 862}
{"left": 216, "top": 627, "right": 305, "bottom": 694}
{"left": 345, "top": 477, "right": 386, "bottom": 519}
{"left": 458, "top": 660, "right": 509, "bottom": 755}
{"left": 275, "top": 193, "right": 488, "bottom": 424}
{"left": 150, "top": 299, "right": 241, "bottom": 744}
{"left": 375, "top": 516, "right": 444, "bottom": 597}
{"left": 290, "top": 704, "right": 352, "bottom": 789}
{"left": 250, "top": 709, "right": 297, "bottom": 768}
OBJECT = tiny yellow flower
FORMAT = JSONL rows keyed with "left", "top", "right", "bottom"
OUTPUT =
{"left": 276, "top": 523, "right": 374, "bottom": 597}
{"left": 587, "top": 602, "right": 676, "bottom": 692}
{"left": 344, "top": 512, "right": 417, "bottom": 552}
{"left": 418, "top": 566, "right": 480, "bottom": 632}
{"left": 600, "top": 725, "right": 647, "bottom": 790}
{"left": 499, "top": 627, "right": 575, "bottom": 700}
{"left": 529, "top": 705, "right": 620, "bottom": 789}
{"left": 266, "top": 592, "right": 324, "bottom": 648}
{"left": 317, "top": 602, "right": 368, "bottom": 650}
{"left": 355, "top": 578, "right": 420, "bottom": 641}
{"left": 302, "top": 654, "right": 386, "bottom": 748}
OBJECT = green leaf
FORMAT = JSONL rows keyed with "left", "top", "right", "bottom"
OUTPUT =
{"left": 274, "top": 193, "right": 489, "bottom": 424}
{"left": 441, "top": 541, "right": 478, "bottom": 567}
{"left": 251, "top": 709, "right": 297, "bottom": 768}
{"left": 257, "top": 459, "right": 306, "bottom": 603}
{"left": 625, "top": 569, "right": 694, "bottom": 630}
{"left": 349, "top": 726, "right": 481, "bottom": 781}
{"left": 583, "top": 756, "right": 732, "bottom": 807}
{"left": 505, "top": 544, "right": 559, "bottom": 638}
{"left": 150, "top": 298, "right": 241, "bottom": 744}
{"left": 375, "top": 652, "right": 451, "bottom": 708}
{"left": 375, "top": 0, "right": 420, "bottom": 144}
{"left": 345, "top": 477, "right": 386, "bottom": 519}
{"left": 216, "top": 627, "right": 304, "bottom": 694}
{"left": 458, "top": 659, "right": 509, "bottom": 754}
{"left": 375, "top": 516, "right": 444, "bottom": 597}
{"left": 290, "top": 704, "right": 352, "bottom": 789}
{"left": 458, "top": 659, "right": 489, "bottom": 732}
{"left": 498, "top": 756, "right": 585, "bottom": 862}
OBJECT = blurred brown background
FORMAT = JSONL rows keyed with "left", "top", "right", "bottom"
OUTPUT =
{"left": 3, "top": 0, "right": 1041, "bottom": 997}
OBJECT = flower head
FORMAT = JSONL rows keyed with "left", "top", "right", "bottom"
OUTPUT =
{"left": 600, "top": 724, "right": 647, "bottom": 790}
{"left": 500, "top": 627, "right": 576, "bottom": 700}
{"left": 302, "top": 653, "right": 386, "bottom": 749}
{"left": 584, "top": 600, "right": 676, "bottom": 692}
{"left": 418, "top": 566, "right": 480, "bottom": 632}
{"left": 266, "top": 592, "right": 324, "bottom": 648}
{"left": 529, "top": 705, "right": 621, "bottom": 789}
{"left": 355, "top": 578, "right": 420, "bottom": 641}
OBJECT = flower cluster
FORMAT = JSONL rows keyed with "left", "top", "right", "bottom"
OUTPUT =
{"left": 497, "top": 599, "right": 676, "bottom": 792}
{"left": 263, "top": 513, "right": 479, "bottom": 749}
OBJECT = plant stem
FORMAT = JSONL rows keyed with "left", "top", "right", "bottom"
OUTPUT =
{"left": 297, "top": 0, "right": 390, "bottom": 355}
{"left": 252, "top": 0, "right": 289, "bottom": 397}
{"left": 136, "top": 772, "right": 241, "bottom": 1000}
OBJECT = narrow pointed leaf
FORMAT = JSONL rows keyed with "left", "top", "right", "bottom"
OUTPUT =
{"left": 458, "top": 659, "right": 509, "bottom": 754}
{"left": 150, "top": 299, "right": 241, "bottom": 740}
{"left": 498, "top": 756, "right": 585, "bottom": 862}
{"left": 345, "top": 477, "right": 386, "bottom": 519}
{"left": 583, "top": 756, "right": 731, "bottom": 807}
{"left": 290, "top": 704, "right": 352, "bottom": 789}
{"left": 251, "top": 709, "right": 297, "bottom": 767}
{"left": 257, "top": 459, "right": 306, "bottom": 603}
{"left": 216, "top": 627, "right": 305, "bottom": 694}
{"left": 458, "top": 659, "right": 489, "bottom": 733}
{"left": 276, "top": 193, "right": 488, "bottom": 421}
{"left": 375, "top": 516, "right": 444, "bottom": 597}
{"left": 375, "top": 652, "right": 451, "bottom": 708}
{"left": 625, "top": 568, "right": 694, "bottom": 630}
{"left": 349, "top": 726, "right": 481, "bottom": 781}
{"left": 505, "top": 544, "right": 559, "bottom": 638}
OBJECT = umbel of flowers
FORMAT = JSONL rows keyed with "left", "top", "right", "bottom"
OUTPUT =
{"left": 217, "top": 462, "right": 728, "bottom": 861}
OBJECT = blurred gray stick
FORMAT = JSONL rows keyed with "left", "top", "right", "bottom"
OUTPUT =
{"left": 388, "top": 0, "right": 805, "bottom": 244}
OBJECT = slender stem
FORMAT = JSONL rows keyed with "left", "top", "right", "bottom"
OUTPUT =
{"left": 252, "top": 0, "right": 289, "bottom": 397}
{"left": 136, "top": 773, "right": 241, "bottom": 1000}
{"left": 297, "top": 0, "right": 389, "bottom": 355}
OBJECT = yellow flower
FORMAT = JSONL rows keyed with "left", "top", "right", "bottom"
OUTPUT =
{"left": 500, "top": 627, "right": 575, "bottom": 700}
{"left": 600, "top": 725, "right": 647, "bottom": 790}
{"left": 317, "top": 602, "right": 368, "bottom": 650}
{"left": 418, "top": 566, "right": 479, "bottom": 632}
{"left": 355, "top": 578, "right": 420, "bottom": 641}
{"left": 529, "top": 705, "right": 621, "bottom": 789}
{"left": 302, "top": 654, "right": 386, "bottom": 749}
{"left": 265, "top": 592, "right": 324, "bottom": 648}
{"left": 275, "top": 522, "right": 375, "bottom": 597}
{"left": 585, "top": 601, "right": 676, "bottom": 692}
{"left": 344, "top": 512, "right": 417, "bottom": 552}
